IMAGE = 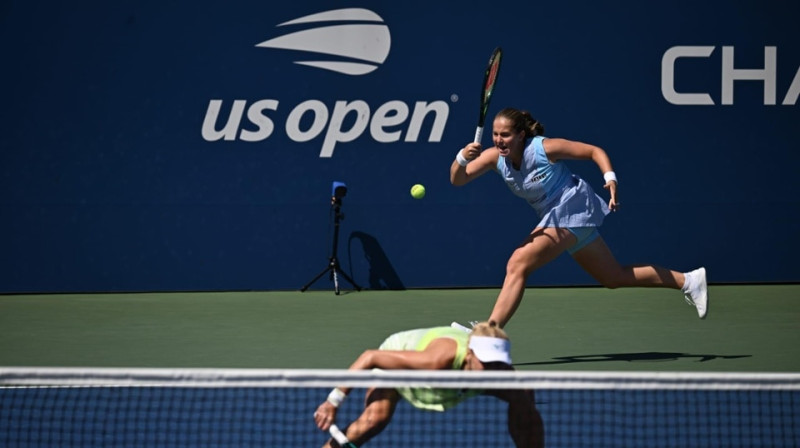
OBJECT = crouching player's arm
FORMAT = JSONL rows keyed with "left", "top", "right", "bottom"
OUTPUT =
{"left": 485, "top": 388, "right": 544, "bottom": 448}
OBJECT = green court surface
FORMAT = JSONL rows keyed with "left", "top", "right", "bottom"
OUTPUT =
{"left": 1, "top": 285, "right": 798, "bottom": 372}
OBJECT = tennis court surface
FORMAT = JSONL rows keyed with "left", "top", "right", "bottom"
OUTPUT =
{"left": 2, "top": 285, "right": 798, "bottom": 371}
{"left": 2, "top": 285, "right": 798, "bottom": 446}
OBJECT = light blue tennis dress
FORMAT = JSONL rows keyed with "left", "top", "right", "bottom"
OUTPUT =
{"left": 496, "top": 136, "right": 610, "bottom": 250}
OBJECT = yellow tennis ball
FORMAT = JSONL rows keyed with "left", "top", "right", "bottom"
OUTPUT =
{"left": 410, "top": 184, "right": 426, "bottom": 199}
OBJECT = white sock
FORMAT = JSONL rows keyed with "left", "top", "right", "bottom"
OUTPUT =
{"left": 682, "top": 271, "right": 693, "bottom": 293}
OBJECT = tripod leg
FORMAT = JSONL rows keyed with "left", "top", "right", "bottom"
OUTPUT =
{"left": 329, "top": 256, "right": 362, "bottom": 292}
{"left": 336, "top": 268, "right": 362, "bottom": 291}
{"left": 301, "top": 199, "right": 360, "bottom": 294}
{"left": 332, "top": 268, "right": 340, "bottom": 295}
{"left": 300, "top": 265, "right": 333, "bottom": 292}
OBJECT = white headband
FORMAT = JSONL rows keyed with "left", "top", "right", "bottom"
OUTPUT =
{"left": 468, "top": 336, "right": 512, "bottom": 365}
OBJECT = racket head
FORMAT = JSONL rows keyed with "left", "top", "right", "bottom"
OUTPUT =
{"left": 477, "top": 46, "right": 503, "bottom": 128}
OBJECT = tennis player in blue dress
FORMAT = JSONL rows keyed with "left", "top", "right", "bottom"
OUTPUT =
{"left": 451, "top": 108, "right": 708, "bottom": 328}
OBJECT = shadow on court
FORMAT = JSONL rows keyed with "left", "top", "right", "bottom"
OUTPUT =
{"left": 515, "top": 352, "right": 752, "bottom": 366}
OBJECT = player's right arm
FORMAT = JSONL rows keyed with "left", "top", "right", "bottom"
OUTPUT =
{"left": 450, "top": 144, "right": 499, "bottom": 186}
{"left": 314, "top": 338, "right": 458, "bottom": 430}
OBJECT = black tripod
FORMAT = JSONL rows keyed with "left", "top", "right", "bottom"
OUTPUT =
{"left": 301, "top": 197, "right": 362, "bottom": 295}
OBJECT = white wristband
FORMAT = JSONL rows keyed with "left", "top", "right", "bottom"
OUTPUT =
{"left": 327, "top": 387, "right": 346, "bottom": 408}
{"left": 455, "top": 150, "right": 470, "bottom": 167}
{"left": 603, "top": 171, "right": 617, "bottom": 184}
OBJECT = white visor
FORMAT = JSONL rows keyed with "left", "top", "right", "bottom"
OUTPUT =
{"left": 468, "top": 336, "right": 512, "bottom": 365}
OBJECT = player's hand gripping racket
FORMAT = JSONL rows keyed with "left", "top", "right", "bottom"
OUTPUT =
{"left": 474, "top": 47, "right": 503, "bottom": 144}
{"left": 329, "top": 424, "right": 358, "bottom": 448}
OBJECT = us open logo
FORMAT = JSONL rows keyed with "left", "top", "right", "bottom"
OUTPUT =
{"left": 254, "top": 8, "right": 391, "bottom": 76}
{"left": 201, "top": 8, "right": 449, "bottom": 158}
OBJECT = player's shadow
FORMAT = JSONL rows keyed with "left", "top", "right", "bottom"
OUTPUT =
{"left": 515, "top": 352, "right": 752, "bottom": 366}
{"left": 347, "top": 231, "right": 406, "bottom": 290}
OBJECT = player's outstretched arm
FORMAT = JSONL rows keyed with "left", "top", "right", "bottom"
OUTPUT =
{"left": 349, "top": 339, "right": 457, "bottom": 371}
{"left": 316, "top": 339, "right": 458, "bottom": 431}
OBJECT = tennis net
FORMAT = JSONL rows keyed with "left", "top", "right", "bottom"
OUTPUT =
{"left": 1, "top": 367, "right": 798, "bottom": 447}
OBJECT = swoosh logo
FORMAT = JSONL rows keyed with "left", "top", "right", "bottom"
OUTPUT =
{"left": 255, "top": 8, "right": 391, "bottom": 75}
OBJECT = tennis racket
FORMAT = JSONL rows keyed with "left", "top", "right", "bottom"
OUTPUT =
{"left": 329, "top": 424, "right": 358, "bottom": 448}
{"left": 474, "top": 46, "right": 503, "bottom": 144}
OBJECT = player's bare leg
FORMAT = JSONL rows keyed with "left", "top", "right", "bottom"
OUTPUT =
{"left": 572, "top": 236, "right": 708, "bottom": 318}
{"left": 489, "top": 227, "right": 576, "bottom": 328}
{"left": 571, "top": 237, "right": 683, "bottom": 288}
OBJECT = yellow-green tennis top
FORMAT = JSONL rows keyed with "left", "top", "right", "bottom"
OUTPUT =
{"left": 378, "top": 326, "right": 482, "bottom": 411}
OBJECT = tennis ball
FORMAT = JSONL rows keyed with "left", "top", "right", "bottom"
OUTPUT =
{"left": 410, "top": 184, "right": 426, "bottom": 199}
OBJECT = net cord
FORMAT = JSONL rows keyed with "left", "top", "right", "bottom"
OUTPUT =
{"left": 2, "top": 367, "right": 799, "bottom": 390}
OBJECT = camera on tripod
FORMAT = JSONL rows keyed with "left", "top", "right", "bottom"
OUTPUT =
{"left": 331, "top": 181, "right": 347, "bottom": 205}
{"left": 300, "top": 181, "right": 362, "bottom": 295}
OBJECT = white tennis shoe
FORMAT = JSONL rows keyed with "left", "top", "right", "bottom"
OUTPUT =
{"left": 682, "top": 267, "right": 708, "bottom": 319}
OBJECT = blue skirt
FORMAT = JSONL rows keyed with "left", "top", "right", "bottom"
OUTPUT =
{"left": 534, "top": 175, "right": 610, "bottom": 229}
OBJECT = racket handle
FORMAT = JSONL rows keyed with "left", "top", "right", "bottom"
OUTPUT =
{"left": 329, "top": 424, "right": 357, "bottom": 447}
{"left": 474, "top": 126, "right": 483, "bottom": 144}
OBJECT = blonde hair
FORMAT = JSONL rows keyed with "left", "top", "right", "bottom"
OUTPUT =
{"left": 470, "top": 321, "right": 509, "bottom": 340}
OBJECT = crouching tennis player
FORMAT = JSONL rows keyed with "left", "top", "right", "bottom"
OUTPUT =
{"left": 313, "top": 321, "right": 544, "bottom": 447}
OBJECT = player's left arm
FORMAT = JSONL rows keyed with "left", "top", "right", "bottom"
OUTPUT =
{"left": 543, "top": 137, "right": 618, "bottom": 211}
{"left": 349, "top": 338, "right": 457, "bottom": 371}
{"left": 485, "top": 388, "right": 544, "bottom": 448}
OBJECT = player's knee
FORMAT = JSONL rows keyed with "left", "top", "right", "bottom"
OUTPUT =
{"left": 506, "top": 253, "right": 535, "bottom": 278}
{"left": 599, "top": 272, "right": 626, "bottom": 289}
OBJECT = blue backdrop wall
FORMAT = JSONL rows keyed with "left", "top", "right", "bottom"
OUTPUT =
{"left": 2, "top": 1, "right": 798, "bottom": 292}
